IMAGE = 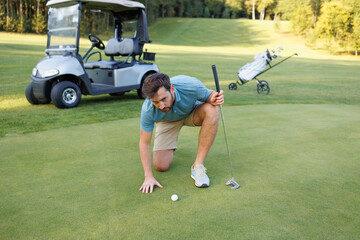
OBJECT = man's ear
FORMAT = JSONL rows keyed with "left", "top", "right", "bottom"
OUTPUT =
{"left": 170, "top": 85, "right": 174, "bottom": 94}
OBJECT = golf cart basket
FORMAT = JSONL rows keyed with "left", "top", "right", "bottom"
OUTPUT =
{"left": 228, "top": 47, "right": 298, "bottom": 94}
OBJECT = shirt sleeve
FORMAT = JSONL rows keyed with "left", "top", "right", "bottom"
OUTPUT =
{"left": 140, "top": 101, "right": 155, "bottom": 132}
{"left": 194, "top": 78, "right": 210, "bottom": 102}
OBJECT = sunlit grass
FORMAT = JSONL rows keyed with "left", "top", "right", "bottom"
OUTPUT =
{"left": 0, "top": 96, "right": 29, "bottom": 110}
{"left": 1, "top": 104, "right": 360, "bottom": 239}
{"left": 0, "top": 18, "right": 360, "bottom": 137}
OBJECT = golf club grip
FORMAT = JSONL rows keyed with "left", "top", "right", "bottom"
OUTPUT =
{"left": 212, "top": 65, "right": 221, "bottom": 93}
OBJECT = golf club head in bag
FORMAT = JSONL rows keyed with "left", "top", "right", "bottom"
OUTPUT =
{"left": 212, "top": 64, "right": 240, "bottom": 190}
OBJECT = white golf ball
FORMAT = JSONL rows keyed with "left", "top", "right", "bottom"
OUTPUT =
{"left": 171, "top": 194, "right": 178, "bottom": 201}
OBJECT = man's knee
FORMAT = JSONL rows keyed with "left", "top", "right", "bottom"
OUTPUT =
{"left": 193, "top": 103, "right": 219, "bottom": 126}
{"left": 153, "top": 150, "right": 174, "bottom": 172}
{"left": 153, "top": 160, "right": 170, "bottom": 172}
{"left": 203, "top": 103, "right": 219, "bottom": 122}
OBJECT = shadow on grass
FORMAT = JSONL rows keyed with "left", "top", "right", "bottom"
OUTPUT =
{"left": 81, "top": 91, "right": 143, "bottom": 106}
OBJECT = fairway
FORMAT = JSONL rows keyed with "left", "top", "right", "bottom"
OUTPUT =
{"left": 1, "top": 104, "right": 360, "bottom": 239}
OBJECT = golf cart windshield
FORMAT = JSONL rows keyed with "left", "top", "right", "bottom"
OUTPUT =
{"left": 47, "top": 3, "right": 79, "bottom": 54}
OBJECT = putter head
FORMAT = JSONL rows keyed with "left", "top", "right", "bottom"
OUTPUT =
{"left": 226, "top": 178, "right": 240, "bottom": 190}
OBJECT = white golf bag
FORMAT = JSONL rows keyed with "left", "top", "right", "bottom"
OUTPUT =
{"left": 237, "top": 51, "right": 272, "bottom": 82}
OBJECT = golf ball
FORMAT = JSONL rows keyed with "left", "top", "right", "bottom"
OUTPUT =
{"left": 171, "top": 194, "right": 178, "bottom": 201}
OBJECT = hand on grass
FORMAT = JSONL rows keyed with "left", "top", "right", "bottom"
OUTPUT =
{"left": 139, "top": 176, "right": 163, "bottom": 194}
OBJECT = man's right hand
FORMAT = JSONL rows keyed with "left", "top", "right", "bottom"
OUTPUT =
{"left": 139, "top": 176, "right": 163, "bottom": 194}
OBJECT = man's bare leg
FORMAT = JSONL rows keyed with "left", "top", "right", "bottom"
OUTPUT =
{"left": 153, "top": 149, "right": 174, "bottom": 172}
{"left": 192, "top": 103, "right": 219, "bottom": 167}
{"left": 153, "top": 103, "right": 218, "bottom": 172}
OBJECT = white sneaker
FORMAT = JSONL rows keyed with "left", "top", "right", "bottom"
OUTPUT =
{"left": 191, "top": 164, "right": 210, "bottom": 188}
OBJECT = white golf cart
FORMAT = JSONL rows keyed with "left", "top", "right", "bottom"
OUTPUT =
{"left": 26, "top": 0, "right": 159, "bottom": 108}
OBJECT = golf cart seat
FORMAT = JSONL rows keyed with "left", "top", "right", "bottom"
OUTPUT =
{"left": 105, "top": 37, "right": 141, "bottom": 57}
{"left": 84, "top": 37, "right": 142, "bottom": 69}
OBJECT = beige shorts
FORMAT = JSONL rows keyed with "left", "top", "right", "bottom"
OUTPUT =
{"left": 153, "top": 108, "right": 199, "bottom": 151}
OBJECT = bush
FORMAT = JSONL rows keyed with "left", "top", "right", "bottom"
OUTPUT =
{"left": 315, "top": 2, "right": 352, "bottom": 41}
{"left": 290, "top": 7, "right": 312, "bottom": 35}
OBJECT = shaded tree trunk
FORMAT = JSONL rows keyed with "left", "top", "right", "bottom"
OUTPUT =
{"left": 260, "top": 7, "right": 265, "bottom": 20}
{"left": 6, "top": 0, "right": 9, "bottom": 30}
{"left": 252, "top": 0, "right": 255, "bottom": 20}
{"left": 37, "top": 0, "right": 40, "bottom": 16}
{"left": 20, "top": 0, "right": 23, "bottom": 32}
{"left": 36, "top": 0, "right": 40, "bottom": 33}
{"left": 312, "top": 14, "right": 317, "bottom": 27}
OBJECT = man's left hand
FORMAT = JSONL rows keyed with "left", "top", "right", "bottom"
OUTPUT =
{"left": 208, "top": 90, "right": 224, "bottom": 106}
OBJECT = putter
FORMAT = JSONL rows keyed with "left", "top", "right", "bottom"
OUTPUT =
{"left": 212, "top": 65, "right": 240, "bottom": 190}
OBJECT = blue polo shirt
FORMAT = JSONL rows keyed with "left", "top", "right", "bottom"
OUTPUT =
{"left": 140, "top": 75, "right": 210, "bottom": 132}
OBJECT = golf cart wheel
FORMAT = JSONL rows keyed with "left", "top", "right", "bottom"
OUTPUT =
{"left": 228, "top": 82, "right": 237, "bottom": 90}
{"left": 257, "top": 80, "right": 270, "bottom": 95}
{"left": 25, "top": 82, "right": 51, "bottom": 105}
{"left": 51, "top": 81, "right": 82, "bottom": 108}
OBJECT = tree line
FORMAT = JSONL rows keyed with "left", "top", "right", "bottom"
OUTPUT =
{"left": 1, "top": 0, "right": 359, "bottom": 55}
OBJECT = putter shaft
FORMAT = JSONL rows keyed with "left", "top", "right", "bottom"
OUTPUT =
{"left": 219, "top": 105, "right": 234, "bottom": 178}
{"left": 212, "top": 64, "right": 239, "bottom": 189}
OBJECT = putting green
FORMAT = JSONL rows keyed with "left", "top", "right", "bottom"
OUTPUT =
{"left": 1, "top": 104, "right": 360, "bottom": 239}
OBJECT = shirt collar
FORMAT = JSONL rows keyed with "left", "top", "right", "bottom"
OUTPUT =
{"left": 173, "top": 86, "right": 181, "bottom": 104}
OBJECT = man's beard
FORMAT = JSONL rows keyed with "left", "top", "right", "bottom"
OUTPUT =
{"left": 159, "top": 92, "right": 174, "bottom": 113}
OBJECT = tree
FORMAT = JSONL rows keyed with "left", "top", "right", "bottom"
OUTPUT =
{"left": 225, "top": 0, "right": 244, "bottom": 18}
{"left": 276, "top": 0, "right": 302, "bottom": 20}
{"left": 343, "top": 0, "right": 360, "bottom": 55}
{"left": 309, "top": 0, "right": 322, "bottom": 26}
{"left": 204, "top": 6, "right": 211, "bottom": 17}
{"left": 0, "top": 4, "right": 5, "bottom": 30}
{"left": 290, "top": 7, "right": 312, "bottom": 34}
{"left": 315, "top": 1, "right": 352, "bottom": 52}
{"left": 32, "top": 0, "right": 46, "bottom": 33}
{"left": 243, "top": 0, "right": 257, "bottom": 20}
{"left": 315, "top": 1, "right": 352, "bottom": 41}
{"left": 158, "top": 0, "right": 176, "bottom": 17}
{"left": 349, "top": 14, "right": 360, "bottom": 56}
{"left": 257, "top": 0, "right": 274, "bottom": 20}
{"left": 6, "top": 0, "right": 9, "bottom": 30}
{"left": 205, "top": 0, "right": 225, "bottom": 18}
{"left": 17, "top": 0, "right": 24, "bottom": 33}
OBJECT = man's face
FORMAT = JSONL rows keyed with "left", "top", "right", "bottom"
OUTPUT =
{"left": 150, "top": 86, "right": 175, "bottom": 113}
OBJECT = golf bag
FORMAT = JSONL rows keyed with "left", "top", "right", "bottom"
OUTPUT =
{"left": 229, "top": 47, "right": 297, "bottom": 95}
{"left": 237, "top": 50, "right": 272, "bottom": 82}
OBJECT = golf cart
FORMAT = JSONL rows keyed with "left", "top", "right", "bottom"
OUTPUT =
{"left": 26, "top": 0, "right": 159, "bottom": 108}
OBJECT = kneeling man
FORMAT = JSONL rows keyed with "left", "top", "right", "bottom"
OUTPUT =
{"left": 139, "top": 73, "right": 224, "bottom": 193}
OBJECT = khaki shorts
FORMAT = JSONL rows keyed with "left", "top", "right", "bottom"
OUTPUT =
{"left": 153, "top": 108, "right": 199, "bottom": 151}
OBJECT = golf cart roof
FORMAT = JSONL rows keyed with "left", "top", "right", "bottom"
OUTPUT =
{"left": 46, "top": 0, "right": 145, "bottom": 12}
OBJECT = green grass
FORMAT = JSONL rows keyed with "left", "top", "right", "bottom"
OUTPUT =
{"left": 1, "top": 104, "right": 359, "bottom": 239}
{"left": 1, "top": 18, "right": 360, "bottom": 239}
{"left": 1, "top": 18, "right": 360, "bottom": 137}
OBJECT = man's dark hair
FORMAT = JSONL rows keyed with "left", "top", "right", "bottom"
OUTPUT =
{"left": 141, "top": 73, "right": 171, "bottom": 98}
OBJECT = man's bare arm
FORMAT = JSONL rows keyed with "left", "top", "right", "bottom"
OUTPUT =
{"left": 139, "top": 129, "right": 163, "bottom": 193}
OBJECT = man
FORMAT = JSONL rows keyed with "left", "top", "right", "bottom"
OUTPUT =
{"left": 139, "top": 73, "right": 224, "bottom": 194}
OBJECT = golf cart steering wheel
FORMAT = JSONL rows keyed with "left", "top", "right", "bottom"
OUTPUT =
{"left": 88, "top": 34, "right": 105, "bottom": 50}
